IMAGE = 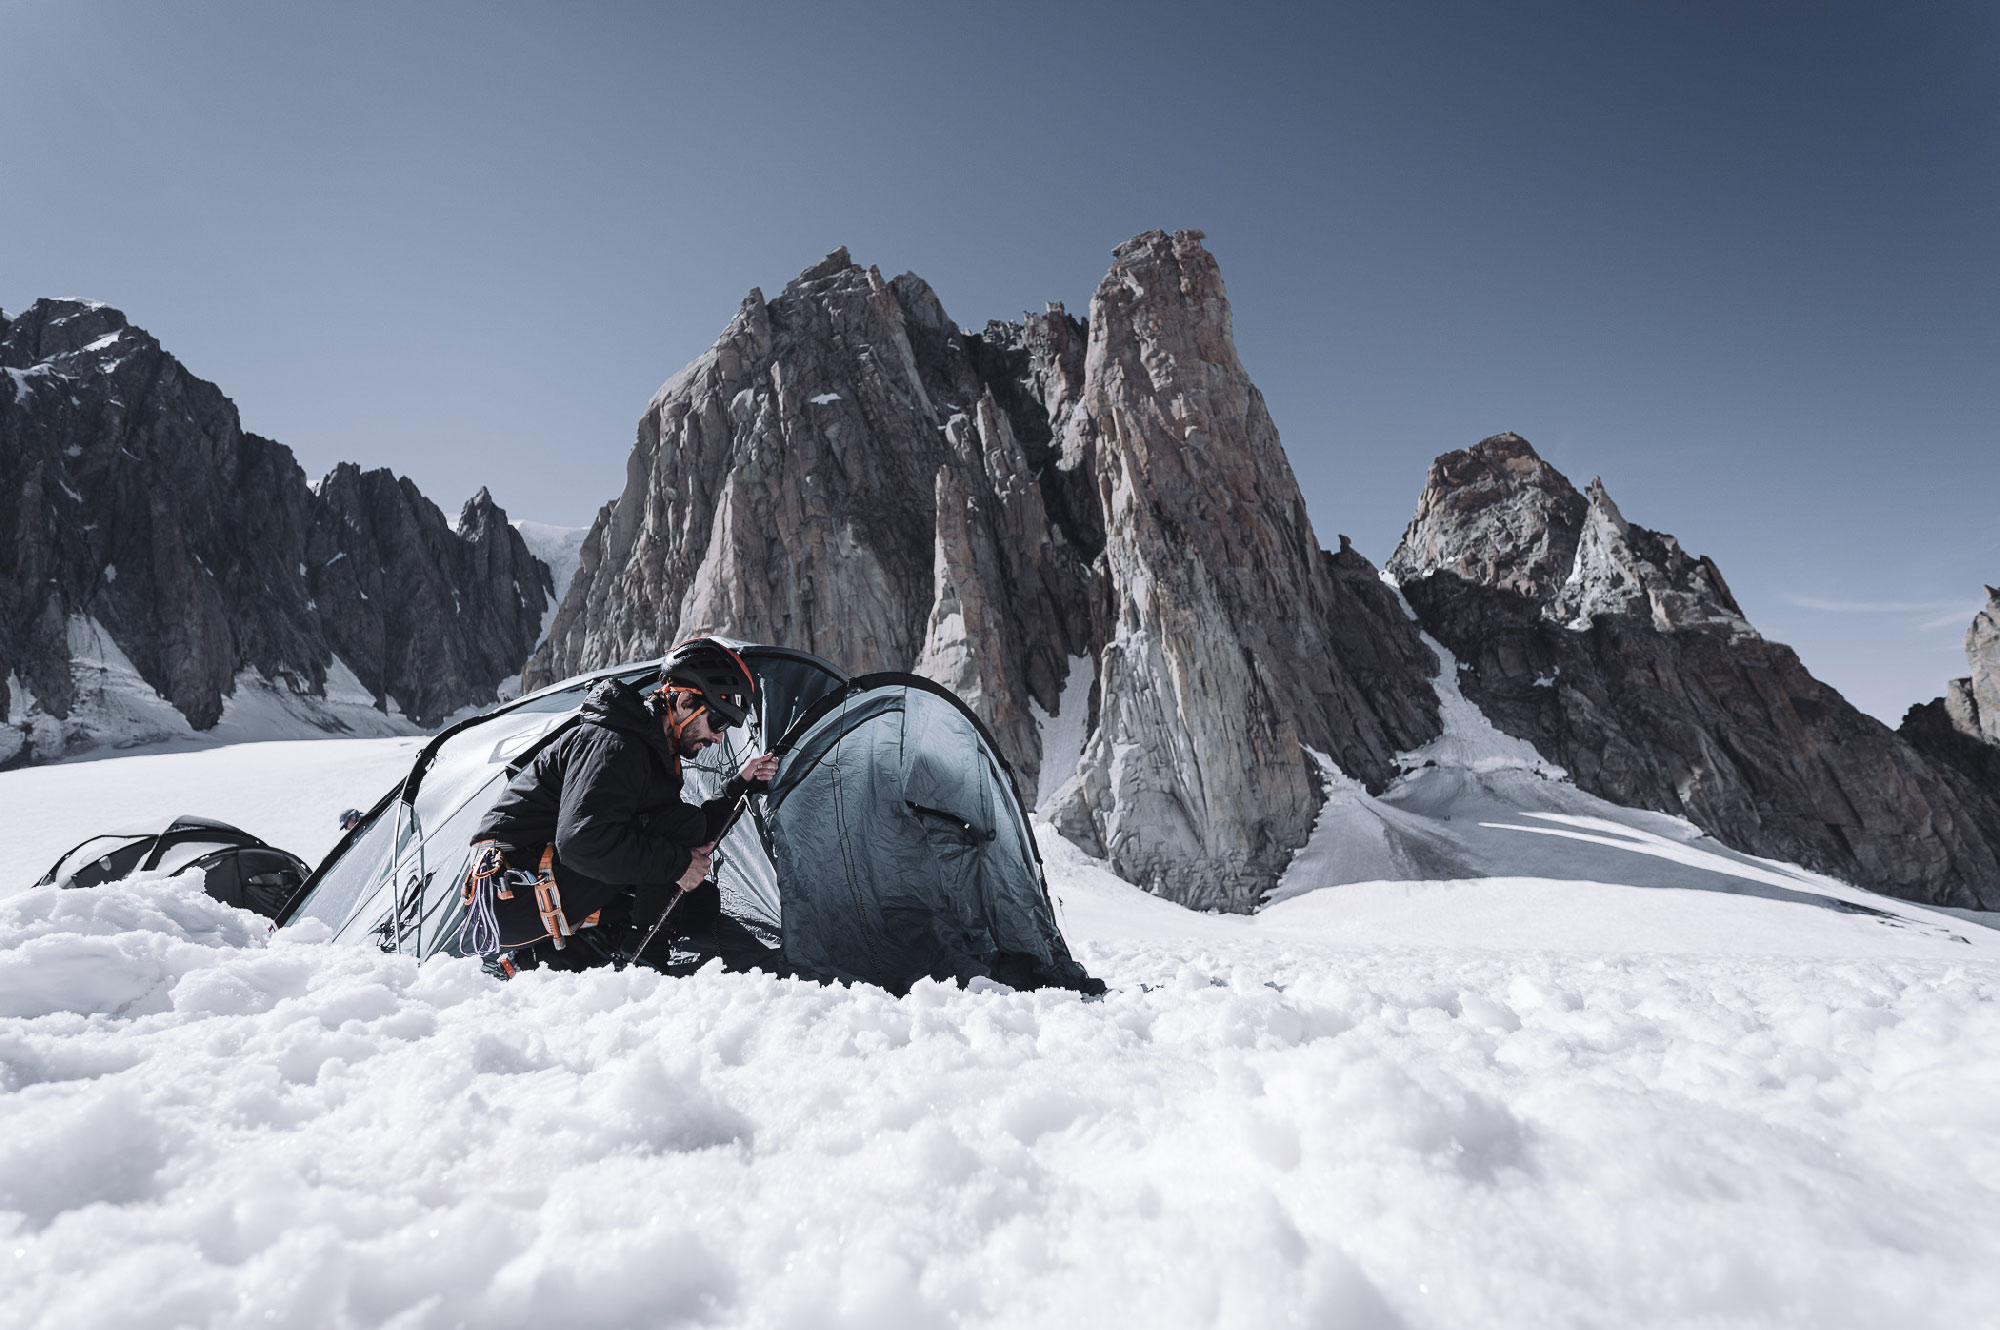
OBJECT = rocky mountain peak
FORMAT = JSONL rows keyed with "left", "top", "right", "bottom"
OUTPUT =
{"left": 1386, "top": 431, "right": 1587, "bottom": 600}
{"left": 1551, "top": 474, "right": 1756, "bottom": 638}
{"left": 1042, "top": 228, "right": 1439, "bottom": 908}
{"left": 1395, "top": 435, "right": 1999, "bottom": 907}
{"left": 1390, "top": 434, "right": 1752, "bottom": 639}
{"left": 790, "top": 247, "right": 855, "bottom": 289}
{"left": 1, "top": 298, "right": 135, "bottom": 364}
{"left": 1897, "top": 586, "right": 2000, "bottom": 835}
{"left": 1911, "top": 586, "right": 2000, "bottom": 749}
{"left": 526, "top": 241, "right": 1095, "bottom": 785}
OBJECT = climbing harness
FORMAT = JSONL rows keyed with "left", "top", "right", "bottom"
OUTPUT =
{"left": 456, "top": 841, "right": 576, "bottom": 957}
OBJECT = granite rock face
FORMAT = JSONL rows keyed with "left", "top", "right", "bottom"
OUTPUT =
{"left": 525, "top": 250, "right": 1098, "bottom": 797}
{"left": 527, "top": 233, "right": 1442, "bottom": 909}
{"left": 1899, "top": 587, "right": 2000, "bottom": 799}
{"left": 0, "top": 299, "right": 550, "bottom": 765}
{"left": 1391, "top": 433, "right": 2000, "bottom": 909}
{"left": 1968, "top": 588, "right": 2000, "bottom": 746}
{"left": 1045, "top": 230, "right": 1439, "bottom": 909}
{"left": 310, "top": 470, "right": 552, "bottom": 724}
{"left": 1550, "top": 478, "right": 1756, "bottom": 636}
{"left": 1386, "top": 431, "right": 1585, "bottom": 600}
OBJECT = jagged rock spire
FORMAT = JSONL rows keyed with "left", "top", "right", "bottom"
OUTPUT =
{"left": 525, "top": 232, "right": 1441, "bottom": 908}
{"left": 1047, "top": 229, "right": 1438, "bottom": 908}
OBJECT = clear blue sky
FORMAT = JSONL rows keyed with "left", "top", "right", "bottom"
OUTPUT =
{"left": 5, "top": 0, "right": 1994, "bottom": 724}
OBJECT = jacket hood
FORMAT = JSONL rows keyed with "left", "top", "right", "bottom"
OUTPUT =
{"left": 580, "top": 678, "right": 675, "bottom": 762}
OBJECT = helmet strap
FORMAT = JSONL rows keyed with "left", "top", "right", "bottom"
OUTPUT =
{"left": 654, "top": 684, "right": 711, "bottom": 767}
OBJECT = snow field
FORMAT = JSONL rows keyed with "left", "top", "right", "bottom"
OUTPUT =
{"left": 3, "top": 877, "right": 1999, "bottom": 1329}
{"left": 0, "top": 737, "right": 424, "bottom": 896}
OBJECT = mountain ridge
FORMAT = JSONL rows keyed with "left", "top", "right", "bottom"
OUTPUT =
{"left": 526, "top": 236, "right": 1999, "bottom": 911}
{"left": 0, "top": 297, "right": 552, "bottom": 765}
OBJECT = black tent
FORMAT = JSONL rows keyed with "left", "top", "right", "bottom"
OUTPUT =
{"left": 277, "top": 644, "right": 1098, "bottom": 995}
{"left": 38, "top": 815, "right": 312, "bottom": 919}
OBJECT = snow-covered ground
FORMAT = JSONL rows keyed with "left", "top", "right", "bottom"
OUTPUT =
{"left": 0, "top": 738, "right": 423, "bottom": 884}
{"left": 3, "top": 736, "right": 1998, "bottom": 1328}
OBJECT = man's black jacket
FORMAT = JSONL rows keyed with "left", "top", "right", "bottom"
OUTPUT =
{"left": 472, "top": 678, "right": 747, "bottom": 946}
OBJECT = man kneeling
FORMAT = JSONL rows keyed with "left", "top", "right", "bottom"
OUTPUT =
{"left": 464, "top": 638, "right": 778, "bottom": 972}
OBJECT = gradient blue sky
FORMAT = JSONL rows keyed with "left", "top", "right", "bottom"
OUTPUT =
{"left": 5, "top": 0, "right": 1994, "bottom": 724}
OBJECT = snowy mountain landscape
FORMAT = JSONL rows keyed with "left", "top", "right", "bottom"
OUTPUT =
{"left": 4, "top": 703, "right": 1999, "bottom": 1327}
{"left": 6, "top": 166, "right": 1998, "bottom": 1330}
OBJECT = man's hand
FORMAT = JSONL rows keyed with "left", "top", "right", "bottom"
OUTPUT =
{"left": 738, "top": 753, "right": 779, "bottom": 785}
{"left": 678, "top": 843, "right": 714, "bottom": 893}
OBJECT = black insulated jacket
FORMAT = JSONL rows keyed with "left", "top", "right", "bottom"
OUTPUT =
{"left": 472, "top": 677, "right": 747, "bottom": 945}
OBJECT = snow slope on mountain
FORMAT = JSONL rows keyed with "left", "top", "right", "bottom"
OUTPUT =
{"left": 2, "top": 739, "right": 1998, "bottom": 1329}
{"left": 512, "top": 519, "right": 588, "bottom": 647}
{"left": 1, "top": 615, "right": 424, "bottom": 769}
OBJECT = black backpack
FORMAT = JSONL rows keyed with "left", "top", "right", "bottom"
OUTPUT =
{"left": 37, "top": 816, "right": 313, "bottom": 921}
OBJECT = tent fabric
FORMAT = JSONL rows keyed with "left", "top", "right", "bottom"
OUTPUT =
{"left": 277, "top": 646, "right": 1097, "bottom": 996}
{"left": 765, "top": 676, "right": 1096, "bottom": 994}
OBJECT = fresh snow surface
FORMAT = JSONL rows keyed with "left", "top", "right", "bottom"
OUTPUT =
{"left": 1, "top": 740, "right": 1998, "bottom": 1328}
{"left": 0, "top": 738, "right": 423, "bottom": 890}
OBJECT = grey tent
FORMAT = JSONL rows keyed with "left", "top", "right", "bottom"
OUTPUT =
{"left": 277, "top": 644, "right": 1098, "bottom": 995}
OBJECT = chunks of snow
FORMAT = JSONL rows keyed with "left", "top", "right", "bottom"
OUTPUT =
{"left": 1, "top": 835, "right": 1998, "bottom": 1327}
{"left": 0, "top": 741, "right": 1998, "bottom": 1324}
{"left": 809, "top": 391, "right": 842, "bottom": 405}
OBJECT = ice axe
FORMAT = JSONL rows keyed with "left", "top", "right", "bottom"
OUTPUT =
{"left": 618, "top": 782, "right": 758, "bottom": 970}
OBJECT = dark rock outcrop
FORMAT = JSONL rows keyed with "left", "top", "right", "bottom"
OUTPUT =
{"left": 309, "top": 470, "right": 551, "bottom": 724}
{"left": 1390, "top": 433, "right": 2000, "bottom": 909}
{"left": 528, "top": 232, "right": 1442, "bottom": 910}
{"left": 0, "top": 299, "right": 550, "bottom": 764}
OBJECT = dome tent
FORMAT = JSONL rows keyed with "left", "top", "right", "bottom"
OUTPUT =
{"left": 277, "top": 643, "right": 1099, "bottom": 995}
